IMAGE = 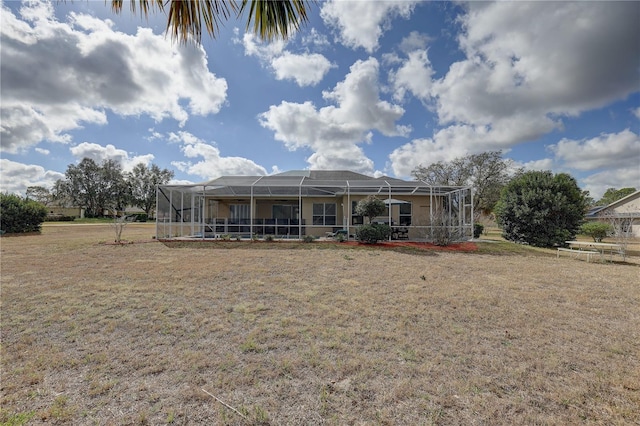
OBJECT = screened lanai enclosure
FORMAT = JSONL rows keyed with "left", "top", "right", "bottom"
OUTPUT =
{"left": 155, "top": 171, "right": 473, "bottom": 241}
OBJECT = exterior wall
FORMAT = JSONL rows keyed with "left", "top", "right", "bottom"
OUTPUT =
{"left": 613, "top": 195, "right": 640, "bottom": 238}
{"left": 300, "top": 197, "right": 343, "bottom": 237}
{"left": 612, "top": 194, "right": 640, "bottom": 215}
{"left": 601, "top": 192, "right": 640, "bottom": 238}
{"left": 47, "top": 206, "right": 84, "bottom": 218}
{"left": 202, "top": 194, "right": 453, "bottom": 239}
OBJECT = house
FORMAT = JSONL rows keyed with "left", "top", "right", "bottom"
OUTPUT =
{"left": 586, "top": 190, "right": 640, "bottom": 238}
{"left": 155, "top": 170, "right": 473, "bottom": 241}
{"left": 47, "top": 206, "right": 85, "bottom": 218}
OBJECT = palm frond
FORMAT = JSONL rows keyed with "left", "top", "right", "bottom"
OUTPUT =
{"left": 110, "top": 0, "right": 309, "bottom": 44}
{"left": 240, "top": 0, "right": 310, "bottom": 41}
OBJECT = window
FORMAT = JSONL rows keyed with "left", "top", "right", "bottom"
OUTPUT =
{"left": 399, "top": 202, "right": 412, "bottom": 225}
{"left": 313, "top": 203, "right": 336, "bottom": 226}
{"left": 229, "top": 204, "right": 250, "bottom": 221}
{"left": 272, "top": 204, "right": 298, "bottom": 220}
{"left": 351, "top": 201, "right": 363, "bottom": 225}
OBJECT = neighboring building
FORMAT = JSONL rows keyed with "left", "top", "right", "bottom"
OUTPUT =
{"left": 156, "top": 170, "right": 473, "bottom": 241}
{"left": 586, "top": 190, "right": 640, "bottom": 237}
{"left": 47, "top": 206, "right": 85, "bottom": 218}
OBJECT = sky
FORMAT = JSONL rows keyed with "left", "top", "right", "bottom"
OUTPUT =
{"left": 1, "top": 0, "right": 639, "bottom": 200}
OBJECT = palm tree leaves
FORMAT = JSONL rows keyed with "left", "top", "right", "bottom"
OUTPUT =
{"left": 110, "top": 0, "right": 311, "bottom": 45}
{"left": 240, "top": 0, "right": 309, "bottom": 42}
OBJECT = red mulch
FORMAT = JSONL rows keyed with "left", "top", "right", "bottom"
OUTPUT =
{"left": 339, "top": 241, "right": 478, "bottom": 252}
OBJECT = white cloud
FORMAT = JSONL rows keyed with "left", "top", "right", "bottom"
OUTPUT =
{"left": 70, "top": 142, "right": 155, "bottom": 172}
{"left": 239, "top": 32, "right": 333, "bottom": 87}
{"left": 271, "top": 52, "right": 335, "bottom": 86}
{"left": 320, "top": 0, "right": 417, "bottom": 53}
{"left": 168, "top": 131, "right": 267, "bottom": 180}
{"left": 549, "top": 129, "right": 640, "bottom": 171}
{"left": 389, "top": 1, "right": 640, "bottom": 178}
{"left": 520, "top": 158, "right": 554, "bottom": 172}
{"left": 35, "top": 147, "right": 50, "bottom": 155}
{"left": 301, "top": 28, "right": 330, "bottom": 49}
{"left": 0, "top": 1, "right": 227, "bottom": 153}
{"left": 581, "top": 166, "right": 640, "bottom": 201}
{"left": 399, "top": 31, "right": 431, "bottom": 54}
{"left": 0, "top": 159, "right": 64, "bottom": 194}
{"left": 259, "top": 58, "right": 407, "bottom": 174}
{"left": 633, "top": 107, "right": 640, "bottom": 120}
{"left": 389, "top": 49, "right": 434, "bottom": 103}
{"left": 434, "top": 2, "right": 639, "bottom": 125}
{"left": 388, "top": 117, "right": 554, "bottom": 177}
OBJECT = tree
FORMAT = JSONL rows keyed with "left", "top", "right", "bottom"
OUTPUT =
{"left": 580, "top": 222, "right": 611, "bottom": 242}
{"left": 54, "top": 158, "right": 130, "bottom": 217}
{"left": 412, "top": 151, "right": 518, "bottom": 216}
{"left": 494, "top": 171, "right": 587, "bottom": 247}
{"left": 110, "top": 0, "right": 311, "bottom": 45}
{"left": 25, "top": 186, "right": 52, "bottom": 205}
{"left": 1, "top": 193, "right": 48, "bottom": 234}
{"left": 354, "top": 195, "right": 386, "bottom": 224}
{"left": 128, "top": 163, "right": 174, "bottom": 218}
{"left": 597, "top": 187, "right": 636, "bottom": 206}
{"left": 353, "top": 196, "right": 390, "bottom": 243}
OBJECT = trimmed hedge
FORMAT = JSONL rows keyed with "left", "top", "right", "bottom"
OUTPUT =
{"left": 46, "top": 215, "right": 76, "bottom": 222}
{"left": 1, "top": 193, "right": 48, "bottom": 233}
{"left": 355, "top": 223, "right": 392, "bottom": 244}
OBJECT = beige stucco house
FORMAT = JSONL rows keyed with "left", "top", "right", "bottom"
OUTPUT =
{"left": 156, "top": 170, "right": 473, "bottom": 241}
{"left": 587, "top": 190, "right": 640, "bottom": 238}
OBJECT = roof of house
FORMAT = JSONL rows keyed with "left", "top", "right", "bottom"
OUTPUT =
{"left": 604, "top": 190, "right": 640, "bottom": 209}
{"left": 586, "top": 190, "right": 640, "bottom": 219}
{"left": 161, "top": 170, "right": 470, "bottom": 198}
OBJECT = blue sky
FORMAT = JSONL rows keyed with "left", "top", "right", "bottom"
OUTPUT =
{"left": 1, "top": 0, "right": 639, "bottom": 200}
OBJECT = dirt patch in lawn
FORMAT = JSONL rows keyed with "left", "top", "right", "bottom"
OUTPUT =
{"left": 1, "top": 224, "right": 639, "bottom": 425}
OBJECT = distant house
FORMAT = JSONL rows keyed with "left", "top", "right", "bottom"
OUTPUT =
{"left": 47, "top": 206, "right": 85, "bottom": 218}
{"left": 586, "top": 190, "right": 640, "bottom": 237}
{"left": 155, "top": 170, "right": 473, "bottom": 241}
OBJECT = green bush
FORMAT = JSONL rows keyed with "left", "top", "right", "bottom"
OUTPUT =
{"left": 1, "top": 193, "right": 48, "bottom": 234}
{"left": 46, "top": 215, "right": 76, "bottom": 222}
{"left": 135, "top": 213, "right": 148, "bottom": 222}
{"left": 355, "top": 224, "right": 391, "bottom": 244}
{"left": 580, "top": 222, "right": 611, "bottom": 242}
{"left": 303, "top": 235, "right": 315, "bottom": 243}
{"left": 495, "top": 171, "right": 586, "bottom": 247}
{"left": 473, "top": 223, "right": 484, "bottom": 239}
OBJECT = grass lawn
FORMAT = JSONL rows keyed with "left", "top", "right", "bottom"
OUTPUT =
{"left": 1, "top": 224, "right": 638, "bottom": 425}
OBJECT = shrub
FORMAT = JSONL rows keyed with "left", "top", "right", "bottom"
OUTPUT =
{"left": 264, "top": 234, "right": 275, "bottom": 242}
{"left": 355, "top": 224, "right": 391, "bottom": 244}
{"left": 303, "top": 235, "right": 315, "bottom": 243}
{"left": 473, "top": 223, "right": 484, "bottom": 239}
{"left": 46, "top": 215, "right": 76, "bottom": 222}
{"left": 580, "top": 221, "right": 611, "bottom": 242}
{"left": 431, "top": 225, "right": 459, "bottom": 246}
{"left": 135, "top": 213, "right": 148, "bottom": 222}
{"left": 495, "top": 171, "right": 586, "bottom": 247}
{"left": 427, "top": 210, "right": 460, "bottom": 246}
{"left": 1, "top": 193, "right": 48, "bottom": 234}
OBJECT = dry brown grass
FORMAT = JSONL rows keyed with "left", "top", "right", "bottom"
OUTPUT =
{"left": 1, "top": 224, "right": 639, "bottom": 425}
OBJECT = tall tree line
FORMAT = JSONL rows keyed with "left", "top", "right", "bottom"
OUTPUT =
{"left": 28, "top": 158, "right": 173, "bottom": 218}
{"left": 412, "top": 151, "right": 519, "bottom": 216}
